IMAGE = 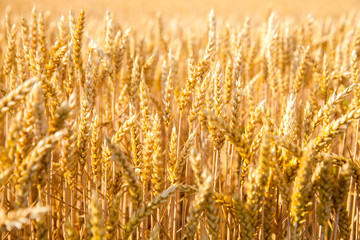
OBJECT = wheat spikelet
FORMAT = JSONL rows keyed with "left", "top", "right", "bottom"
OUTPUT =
{"left": 105, "top": 12, "right": 115, "bottom": 58}
{"left": 3, "top": 24, "right": 17, "bottom": 80}
{"left": 241, "top": 101, "right": 266, "bottom": 179}
{"left": 45, "top": 45, "right": 67, "bottom": 80}
{"left": 311, "top": 106, "right": 360, "bottom": 157}
{"left": 315, "top": 156, "right": 333, "bottom": 228}
{"left": 89, "top": 191, "right": 105, "bottom": 240}
{"left": 293, "top": 47, "right": 309, "bottom": 95}
{"left": 77, "top": 52, "right": 95, "bottom": 168}
{"left": 38, "top": 12, "right": 48, "bottom": 63}
{"left": 114, "top": 29, "right": 130, "bottom": 75}
{"left": 230, "top": 48, "right": 244, "bottom": 130}
{"left": 163, "top": 69, "right": 174, "bottom": 128}
{"left": 312, "top": 83, "right": 356, "bottom": 131}
{"left": 234, "top": 194, "right": 252, "bottom": 240}
{"left": 302, "top": 101, "right": 313, "bottom": 147}
{"left": 90, "top": 114, "right": 102, "bottom": 183}
{"left": 130, "top": 120, "right": 142, "bottom": 168}
{"left": 139, "top": 76, "right": 151, "bottom": 133}
{"left": 245, "top": 125, "right": 271, "bottom": 237}
{"left": 105, "top": 136, "right": 142, "bottom": 208}
{"left": 0, "top": 77, "right": 37, "bottom": 118}
{"left": 15, "top": 130, "right": 65, "bottom": 208}
{"left": 263, "top": 172, "right": 277, "bottom": 240}
{"left": 179, "top": 10, "right": 216, "bottom": 114}
{"left": 14, "top": 84, "right": 42, "bottom": 176}
{"left": 168, "top": 125, "right": 178, "bottom": 184}
{"left": 0, "top": 206, "right": 50, "bottom": 231}
{"left": 190, "top": 148, "right": 202, "bottom": 187}
{"left": 174, "top": 129, "right": 196, "bottom": 183}
{"left": 224, "top": 59, "right": 234, "bottom": 105}
{"left": 185, "top": 171, "right": 212, "bottom": 239}
{"left": 17, "top": 51, "right": 28, "bottom": 86}
{"left": 242, "top": 100, "right": 265, "bottom": 148}
{"left": 129, "top": 56, "right": 140, "bottom": 107}
{"left": 105, "top": 192, "right": 120, "bottom": 239}
{"left": 290, "top": 150, "right": 314, "bottom": 230}
{"left": 333, "top": 164, "right": 351, "bottom": 239}
{"left": 48, "top": 101, "right": 70, "bottom": 134}
{"left": 30, "top": 6, "right": 38, "bottom": 53}
{"left": 112, "top": 113, "right": 136, "bottom": 145}
{"left": 188, "top": 73, "right": 210, "bottom": 125}
{"left": 151, "top": 113, "right": 164, "bottom": 196}
{"left": 123, "top": 183, "right": 179, "bottom": 239}
{"left": 141, "top": 120, "right": 153, "bottom": 185}
{"left": 72, "top": 9, "right": 85, "bottom": 72}
{"left": 211, "top": 61, "right": 226, "bottom": 150}
{"left": 266, "top": 34, "right": 279, "bottom": 96}
{"left": 21, "top": 17, "right": 31, "bottom": 66}
{"left": 205, "top": 109, "right": 243, "bottom": 151}
{"left": 62, "top": 90, "right": 79, "bottom": 189}
{"left": 205, "top": 192, "right": 218, "bottom": 239}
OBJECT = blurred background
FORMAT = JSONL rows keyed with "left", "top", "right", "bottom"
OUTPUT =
{"left": 1, "top": 0, "right": 360, "bottom": 20}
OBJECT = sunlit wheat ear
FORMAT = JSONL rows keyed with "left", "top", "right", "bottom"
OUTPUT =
{"left": 314, "top": 156, "right": 333, "bottom": 228}
{"left": 105, "top": 193, "right": 121, "bottom": 240}
{"left": 139, "top": 75, "right": 151, "bottom": 133}
{"left": 90, "top": 114, "right": 102, "bottom": 183}
{"left": 0, "top": 206, "right": 50, "bottom": 231}
{"left": 151, "top": 113, "right": 164, "bottom": 196}
{"left": 89, "top": 191, "right": 105, "bottom": 239}
{"left": 3, "top": 111, "right": 23, "bottom": 173}
{"left": 262, "top": 171, "right": 278, "bottom": 240}
{"left": 244, "top": 124, "right": 272, "bottom": 238}
{"left": 312, "top": 83, "right": 356, "bottom": 132}
{"left": 105, "top": 136, "right": 142, "bottom": 208}
{"left": 163, "top": 69, "right": 174, "bottom": 128}
{"left": 0, "top": 78, "right": 37, "bottom": 118}
{"left": 190, "top": 148, "right": 202, "bottom": 187}
{"left": 186, "top": 171, "right": 212, "bottom": 239}
{"left": 168, "top": 125, "right": 178, "bottom": 184}
{"left": 179, "top": 10, "right": 216, "bottom": 115}
{"left": 230, "top": 47, "right": 244, "bottom": 130}
{"left": 15, "top": 83, "right": 43, "bottom": 176}
{"left": 293, "top": 46, "right": 309, "bottom": 95}
{"left": 3, "top": 24, "right": 17, "bottom": 81}
{"left": 189, "top": 74, "right": 210, "bottom": 127}
{"left": 141, "top": 118, "right": 153, "bottom": 185}
{"left": 123, "top": 184, "right": 179, "bottom": 239}
{"left": 290, "top": 150, "right": 314, "bottom": 231}
{"left": 333, "top": 164, "right": 351, "bottom": 240}
{"left": 211, "top": 61, "right": 226, "bottom": 150}
{"left": 72, "top": 9, "right": 85, "bottom": 72}
{"left": 173, "top": 129, "right": 196, "bottom": 183}
{"left": 15, "top": 130, "right": 66, "bottom": 208}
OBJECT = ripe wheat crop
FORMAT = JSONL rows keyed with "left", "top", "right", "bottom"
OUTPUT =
{"left": 1, "top": 5, "right": 360, "bottom": 240}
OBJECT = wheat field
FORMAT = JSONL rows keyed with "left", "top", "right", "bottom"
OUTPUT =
{"left": 1, "top": 1, "right": 360, "bottom": 239}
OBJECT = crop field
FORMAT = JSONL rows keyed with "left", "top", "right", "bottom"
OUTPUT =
{"left": 1, "top": 0, "right": 360, "bottom": 239}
